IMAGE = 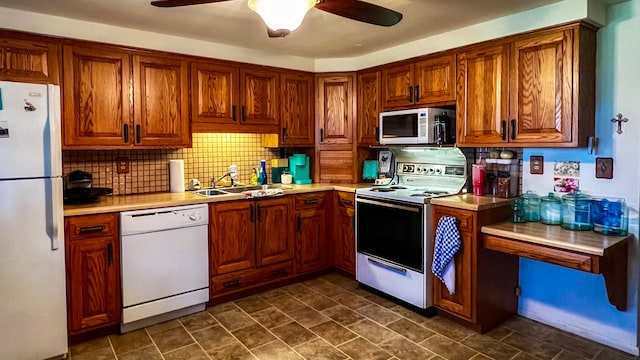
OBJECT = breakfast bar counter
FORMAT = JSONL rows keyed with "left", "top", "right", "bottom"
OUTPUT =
{"left": 481, "top": 221, "right": 631, "bottom": 311}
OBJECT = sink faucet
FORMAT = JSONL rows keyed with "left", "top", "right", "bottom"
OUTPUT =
{"left": 211, "top": 173, "right": 235, "bottom": 188}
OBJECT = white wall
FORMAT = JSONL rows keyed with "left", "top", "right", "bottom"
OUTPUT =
{"left": 521, "top": 0, "right": 640, "bottom": 354}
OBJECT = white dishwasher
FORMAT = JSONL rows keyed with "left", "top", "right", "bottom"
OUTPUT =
{"left": 120, "top": 204, "right": 209, "bottom": 332}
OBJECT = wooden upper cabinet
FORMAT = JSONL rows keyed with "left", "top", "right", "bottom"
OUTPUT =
{"left": 280, "top": 72, "right": 314, "bottom": 146}
{"left": 381, "top": 53, "right": 456, "bottom": 110}
{"left": 456, "top": 43, "right": 510, "bottom": 146}
{"left": 0, "top": 34, "right": 59, "bottom": 84}
{"left": 240, "top": 67, "right": 279, "bottom": 126}
{"left": 133, "top": 54, "right": 190, "bottom": 147}
{"left": 457, "top": 24, "right": 595, "bottom": 147}
{"left": 191, "top": 61, "right": 239, "bottom": 125}
{"left": 63, "top": 45, "right": 132, "bottom": 148}
{"left": 315, "top": 73, "right": 355, "bottom": 147}
{"left": 357, "top": 70, "right": 381, "bottom": 146}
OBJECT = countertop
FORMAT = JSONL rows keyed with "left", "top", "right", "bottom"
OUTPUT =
{"left": 64, "top": 183, "right": 371, "bottom": 216}
{"left": 481, "top": 221, "right": 631, "bottom": 256}
{"left": 430, "top": 194, "right": 513, "bottom": 211}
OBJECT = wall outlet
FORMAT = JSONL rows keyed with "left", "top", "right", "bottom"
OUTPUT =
{"left": 116, "top": 156, "right": 130, "bottom": 174}
{"left": 530, "top": 155, "right": 544, "bottom": 174}
{"left": 595, "top": 157, "right": 613, "bottom": 179}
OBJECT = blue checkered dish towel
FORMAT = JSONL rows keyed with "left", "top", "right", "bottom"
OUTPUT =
{"left": 431, "top": 216, "right": 462, "bottom": 295}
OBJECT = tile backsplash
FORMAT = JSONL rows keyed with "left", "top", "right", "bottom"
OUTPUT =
{"left": 63, "top": 133, "right": 282, "bottom": 195}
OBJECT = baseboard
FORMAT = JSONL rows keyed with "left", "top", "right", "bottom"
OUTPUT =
{"left": 518, "top": 302, "right": 639, "bottom": 356}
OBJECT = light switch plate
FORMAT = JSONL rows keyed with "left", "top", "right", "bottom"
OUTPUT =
{"left": 530, "top": 155, "right": 544, "bottom": 174}
{"left": 595, "top": 157, "right": 613, "bottom": 179}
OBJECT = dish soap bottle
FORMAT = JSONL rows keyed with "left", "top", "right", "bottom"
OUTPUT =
{"left": 259, "top": 160, "right": 268, "bottom": 185}
{"left": 250, "top": 168, "right": 258, "bottom": 185}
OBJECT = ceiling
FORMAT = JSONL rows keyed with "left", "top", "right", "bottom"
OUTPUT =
{"left": 0, "top": 0, "right": 569, "bottom": 58}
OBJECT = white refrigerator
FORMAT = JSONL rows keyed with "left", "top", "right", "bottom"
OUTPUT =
{"left": 0, "top": 81, "right": 67, "bottom": 359}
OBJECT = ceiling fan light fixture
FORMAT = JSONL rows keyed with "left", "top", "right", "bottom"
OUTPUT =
{"left": 248, "top": 0, "right": 316, "bottom": 32}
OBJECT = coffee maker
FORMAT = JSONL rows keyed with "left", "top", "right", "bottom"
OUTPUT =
{"left": 288, "top": 154, "right": 312, "bottom": 184}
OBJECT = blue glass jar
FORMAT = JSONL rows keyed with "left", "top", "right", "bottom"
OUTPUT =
{"left": 521, "top": 190, "right": 541, "bottom": 222}
{"left": 561, "top": 190, "right": 592, "bottom": 230}
{"left": 591, "top": 197, "right": 628, "bottom": 236}
{"left": 540, "top": 192, "right": 561, "bottom": 225}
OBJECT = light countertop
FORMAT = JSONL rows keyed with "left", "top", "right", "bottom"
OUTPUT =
{"left": 430, "top": 194, "right": 513, "bottom": 211}
{"left": 64, "top": 183, "right": 370, "bottom": 216}
{"left": 481, "top": 221, "right": 631, "bottom": 256}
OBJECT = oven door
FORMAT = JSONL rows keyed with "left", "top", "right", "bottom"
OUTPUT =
{"left": 356, "top": 196, "right": 424, "bottom": 272}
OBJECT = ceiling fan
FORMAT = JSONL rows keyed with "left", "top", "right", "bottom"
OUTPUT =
{"left": 150, "top": 0, "right": 403, "bottom": 38}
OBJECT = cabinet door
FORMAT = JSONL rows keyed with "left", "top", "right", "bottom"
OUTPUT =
{"left": 295, "top": 208, "right": 327, "bottom": 273}
{"left": 67, "top": 236, "right": 120, "bottom": 333}
{"left": 456, "top": 43, "right": 510, "bottom": 146}
{"left": 0, "top": 35, "right": 59, "bottom": 84}
{"left": 280, "top": 72, "right": 314, "bottom": 146}
{"left": 381, "top": 63, "right": 413, "bottom": 110}
{"left": 210, "top": 202, "right": 256, "bottom": 275}
{"left": 133, "top": 54, "right": 190, "bottom": 147}
{"left": 431, "top": 207, "right": 473, "bottom": 320}
{"left": 509, "top": 29, "right": 573, "bottom": 144}
{"left": 63, "top": 45, "right": 132, "bottom": 148}
{"left": 315, "top": 73, "right": 355, "bottom": 146}
{"left": 256, "top": 197, "right": 294, "bottom": 266}
{"left": 357, "top": 71, "right": 381, "bottom": 146}
{"left": 191, "top": 61, "right": 239, "bottom": 125}
{"left": 334, "top": 193, "right": 355, "bottom": 275}
{"left": 240, "top": 67, "right": 279, "bottom": 126}
{"left": 414, "top": 54, "right": 456, "bottom": 105}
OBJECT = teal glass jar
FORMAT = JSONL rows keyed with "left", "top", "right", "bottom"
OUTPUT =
{"left": 561, "top": 190, "right": 592, "bottom": 230}
{"left": 511, "top": 199, "right": 526, "bottom": 223}
{"left": 590, "top": 197, "right": 628, "bottom": 236}
{"left": 540, "top": 192, "right": 561, "bottom": 225}
{"left": 521, "top": 190, "right": 541, "bottom": 222}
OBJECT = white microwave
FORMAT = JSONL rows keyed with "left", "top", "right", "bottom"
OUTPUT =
{"left": 379, "top": 108, "right": 455, "bottom": 145}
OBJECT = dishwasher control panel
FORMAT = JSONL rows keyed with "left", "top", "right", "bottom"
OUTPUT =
{"left": 120, "top": 204, "right": 209, "bottom": 236}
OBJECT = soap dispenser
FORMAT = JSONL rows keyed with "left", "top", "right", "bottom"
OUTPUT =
{"left": 259, "top": 160, "right": 268, "bottom": 185}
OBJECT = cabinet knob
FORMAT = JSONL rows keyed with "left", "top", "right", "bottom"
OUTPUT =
{"left": 123, "top": 124, "right": 129, "bottom": 143}
{"left": 501, "top": 120, "right": 507, "bottom": 141}
{"left": 408, "top": 86, "right": 413, "bottom": 102}
{"left": 232, "top": 105, "right": 237, "bottom": 122}
{"left": 510, "top": 119, "right": 517, "bottom": 140}
{"left": 414, "top": 85, "right": 420, "bottom": 102}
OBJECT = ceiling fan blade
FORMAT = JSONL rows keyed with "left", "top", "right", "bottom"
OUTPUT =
{"left": 267, "top": 28, "right": 291, "bottom": 38}
{"left": 315, "top": 0, "right": 402, "bottom": 27}
{"left": 150, "top": 0, "right": 230, "bottom": 8}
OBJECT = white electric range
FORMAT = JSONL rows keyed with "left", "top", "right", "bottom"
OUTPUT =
{"left": 355, "top": 147, "right": 467, "bottom": 310}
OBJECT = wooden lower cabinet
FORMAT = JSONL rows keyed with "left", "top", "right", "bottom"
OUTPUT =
{"left": 431, "top": 204, "right": 517, "bottom": 332}
{"left": 294, "top": 192, "right": 328, "bottom": 274}
{"left": 334, "top": 192, "right": 356, "bottom": 275}
{"left": 65, "top": 214, "right": 120, "bottom": 334}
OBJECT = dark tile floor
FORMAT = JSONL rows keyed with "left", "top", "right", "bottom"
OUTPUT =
{"left": 69, "top": 273, "right": 635, "bottom": 360}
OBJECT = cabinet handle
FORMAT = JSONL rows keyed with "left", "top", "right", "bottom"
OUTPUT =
{"left": 250, "top": 203, "right": 255, "bottom": 222}
{"left": 272, "top": 268, "right": 287, "bottom": 277}
{"left": 241, "top": 106, "right": 246, "bottom": 122}
{"left": 320, "top": 128, "right": 324, "bottom": 142}
{"left": 297, "top": 215, "right": 301, "bottom": 232}
{"left": 282, "top": 127, "right": 287, "bottom": 143}
{"left": 79, "top": 225, "right": 106, "bottom": 233}
{"left": 223, "top": 279, "right": 241, "bottom": 288}
{"left": 408, "top": 86, "right": 413, "bottom": 102}
{"left": 107, "top": 243, "right": 113, "bottom": 266}
{"left": 232, "top": 105, "right": 237, "bottom": 122}
{"left": 123, "top": 124, "right": 129, "bottom": 143}
{"left": 352, "top": 215, "right": 355, "bottom": 230}
{"left": 304, "top": 199, "right": 319, "bottom": 205}
{"left": 501, "top": 120, "right": 507, "bottom": 141}
{"left": 135, "top": 124, "right": 141, "bottom": 144}
{"left": 414, "top": 85, "right": 420, "bottom": 102}
{"left": 510, "top": 119, "right": 517, "bottom": 140}
{"left": 257, "top": 204, "right": 262, "bottom": 221}
{"left": 340, "top": 199, "right": 353, "bottom": 206}
{"left": 375, "top": 127, "right": 379, "bottom": 143}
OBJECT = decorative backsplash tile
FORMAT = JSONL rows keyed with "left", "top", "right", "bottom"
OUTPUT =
{"left": 63, "top": 133, "right": 282, "bottom": 195}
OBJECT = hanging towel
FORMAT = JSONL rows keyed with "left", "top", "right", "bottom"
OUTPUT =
{"left": 431, "top": 216, "right": 462, "bottom": 295}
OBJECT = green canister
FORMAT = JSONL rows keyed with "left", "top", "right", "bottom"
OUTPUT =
{"left": 540, "top": 192, "right": 561, "bottom": 225}
{"left": 521, "top": 190, "right": 541, "bottom": 222}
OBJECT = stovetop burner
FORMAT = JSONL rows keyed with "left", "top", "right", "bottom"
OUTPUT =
{"left": 370, "top": 188, "right": 396, "bottom": 192}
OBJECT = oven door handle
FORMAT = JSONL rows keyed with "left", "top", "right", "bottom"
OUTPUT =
{"left": 367, "top": 257, "right": 407, "bottom": 275}
{"left": 356, "top": 198, "right": 421, "bottom": 213}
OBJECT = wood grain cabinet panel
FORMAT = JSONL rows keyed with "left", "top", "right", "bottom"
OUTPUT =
{"left": 334, "top": 192, "right": 355, "bottom": 275}
{"left": 256, "top": 197, "right": 294, "bottom": 266}
{"left": 0, "top": 34, "right": 59, "bottom": 84}
{"left": 133, "top": 54, "right": 190, "bottom": 147}
{"left": 357, "top": 70, "right": 381, "bottom": 146}
{"left": 240, "top": 67, "right": 279, "bottom": 126}
{"left": 65, "top": 214, "right": 120, "bottom": 334}
{"left": 209, "top": 201, "right": 256, "bottom": 275}
{"left": 280, "top": 72, "right": 314, "bottom": 146}
{"left": 63, "top": 45, "right": 132, "bottom": 147}
{"left": 315, "top": 73, "right": 355, "bottom": 146}
{"left": 191, "top": 61, "right": 238, "bottom": 125}
{"left": 294, "top": 192, "right": 328, "bottom": 274}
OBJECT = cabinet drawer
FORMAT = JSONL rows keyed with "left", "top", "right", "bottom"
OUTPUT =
{"left": 295, "top": 192, "right": 326, "bottom": 210}
{"left": 210, "top": 261, "right": 293, "bottom": 297}
{"left": 66, "top": 213, "right": 118, "bottom": 240}
{"left": 336, "top": 192, "right": 355, "bottom": 208}
{"left": 432, "top": 207, "right": 473, "bottom": 232}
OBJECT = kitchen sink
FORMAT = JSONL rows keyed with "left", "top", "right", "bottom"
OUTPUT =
{"left": 218, "top": 184, "right": 290, "bottom": 194}
{"left": 190, "top": 188, "right": 230, "bottom": 197}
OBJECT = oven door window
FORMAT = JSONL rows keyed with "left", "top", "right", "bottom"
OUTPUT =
{"left": 382, "top": 114, "right": 418, "bottom": 139}
{"left": 356, "top": 199, "right": 423, "bottom": 272}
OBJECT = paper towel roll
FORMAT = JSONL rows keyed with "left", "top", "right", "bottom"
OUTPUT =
{"left": 169, "top": 159, "right": 185, "bottom": 193}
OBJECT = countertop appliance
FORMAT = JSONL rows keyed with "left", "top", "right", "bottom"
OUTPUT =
{"left": 120, "top": 204, "right": 209, "bottom": 332}
{"left": 355, "top": 147, "right": 466, "bottom": 310}
{"left": 379, "top": 108, "right": 455, "bottom": 145}
{"left": 0, "top": 81, "right": 68, "bottom": 359}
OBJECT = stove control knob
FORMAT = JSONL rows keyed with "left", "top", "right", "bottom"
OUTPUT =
{"left": 403, "top": 165, "right": 409, "bottom": 172}
{"left": 428, "top": 168, "right": 435, "bottom": 174}
{"left": 436, "top": 168, "right": 442, "bottom": 174}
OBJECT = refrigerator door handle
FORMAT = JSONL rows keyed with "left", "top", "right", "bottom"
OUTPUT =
{"left": 48, "top": 178, "right": 64, "bottom": 251}
{"left": 47, "top": 85, "right": 62, "bottom": 177}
